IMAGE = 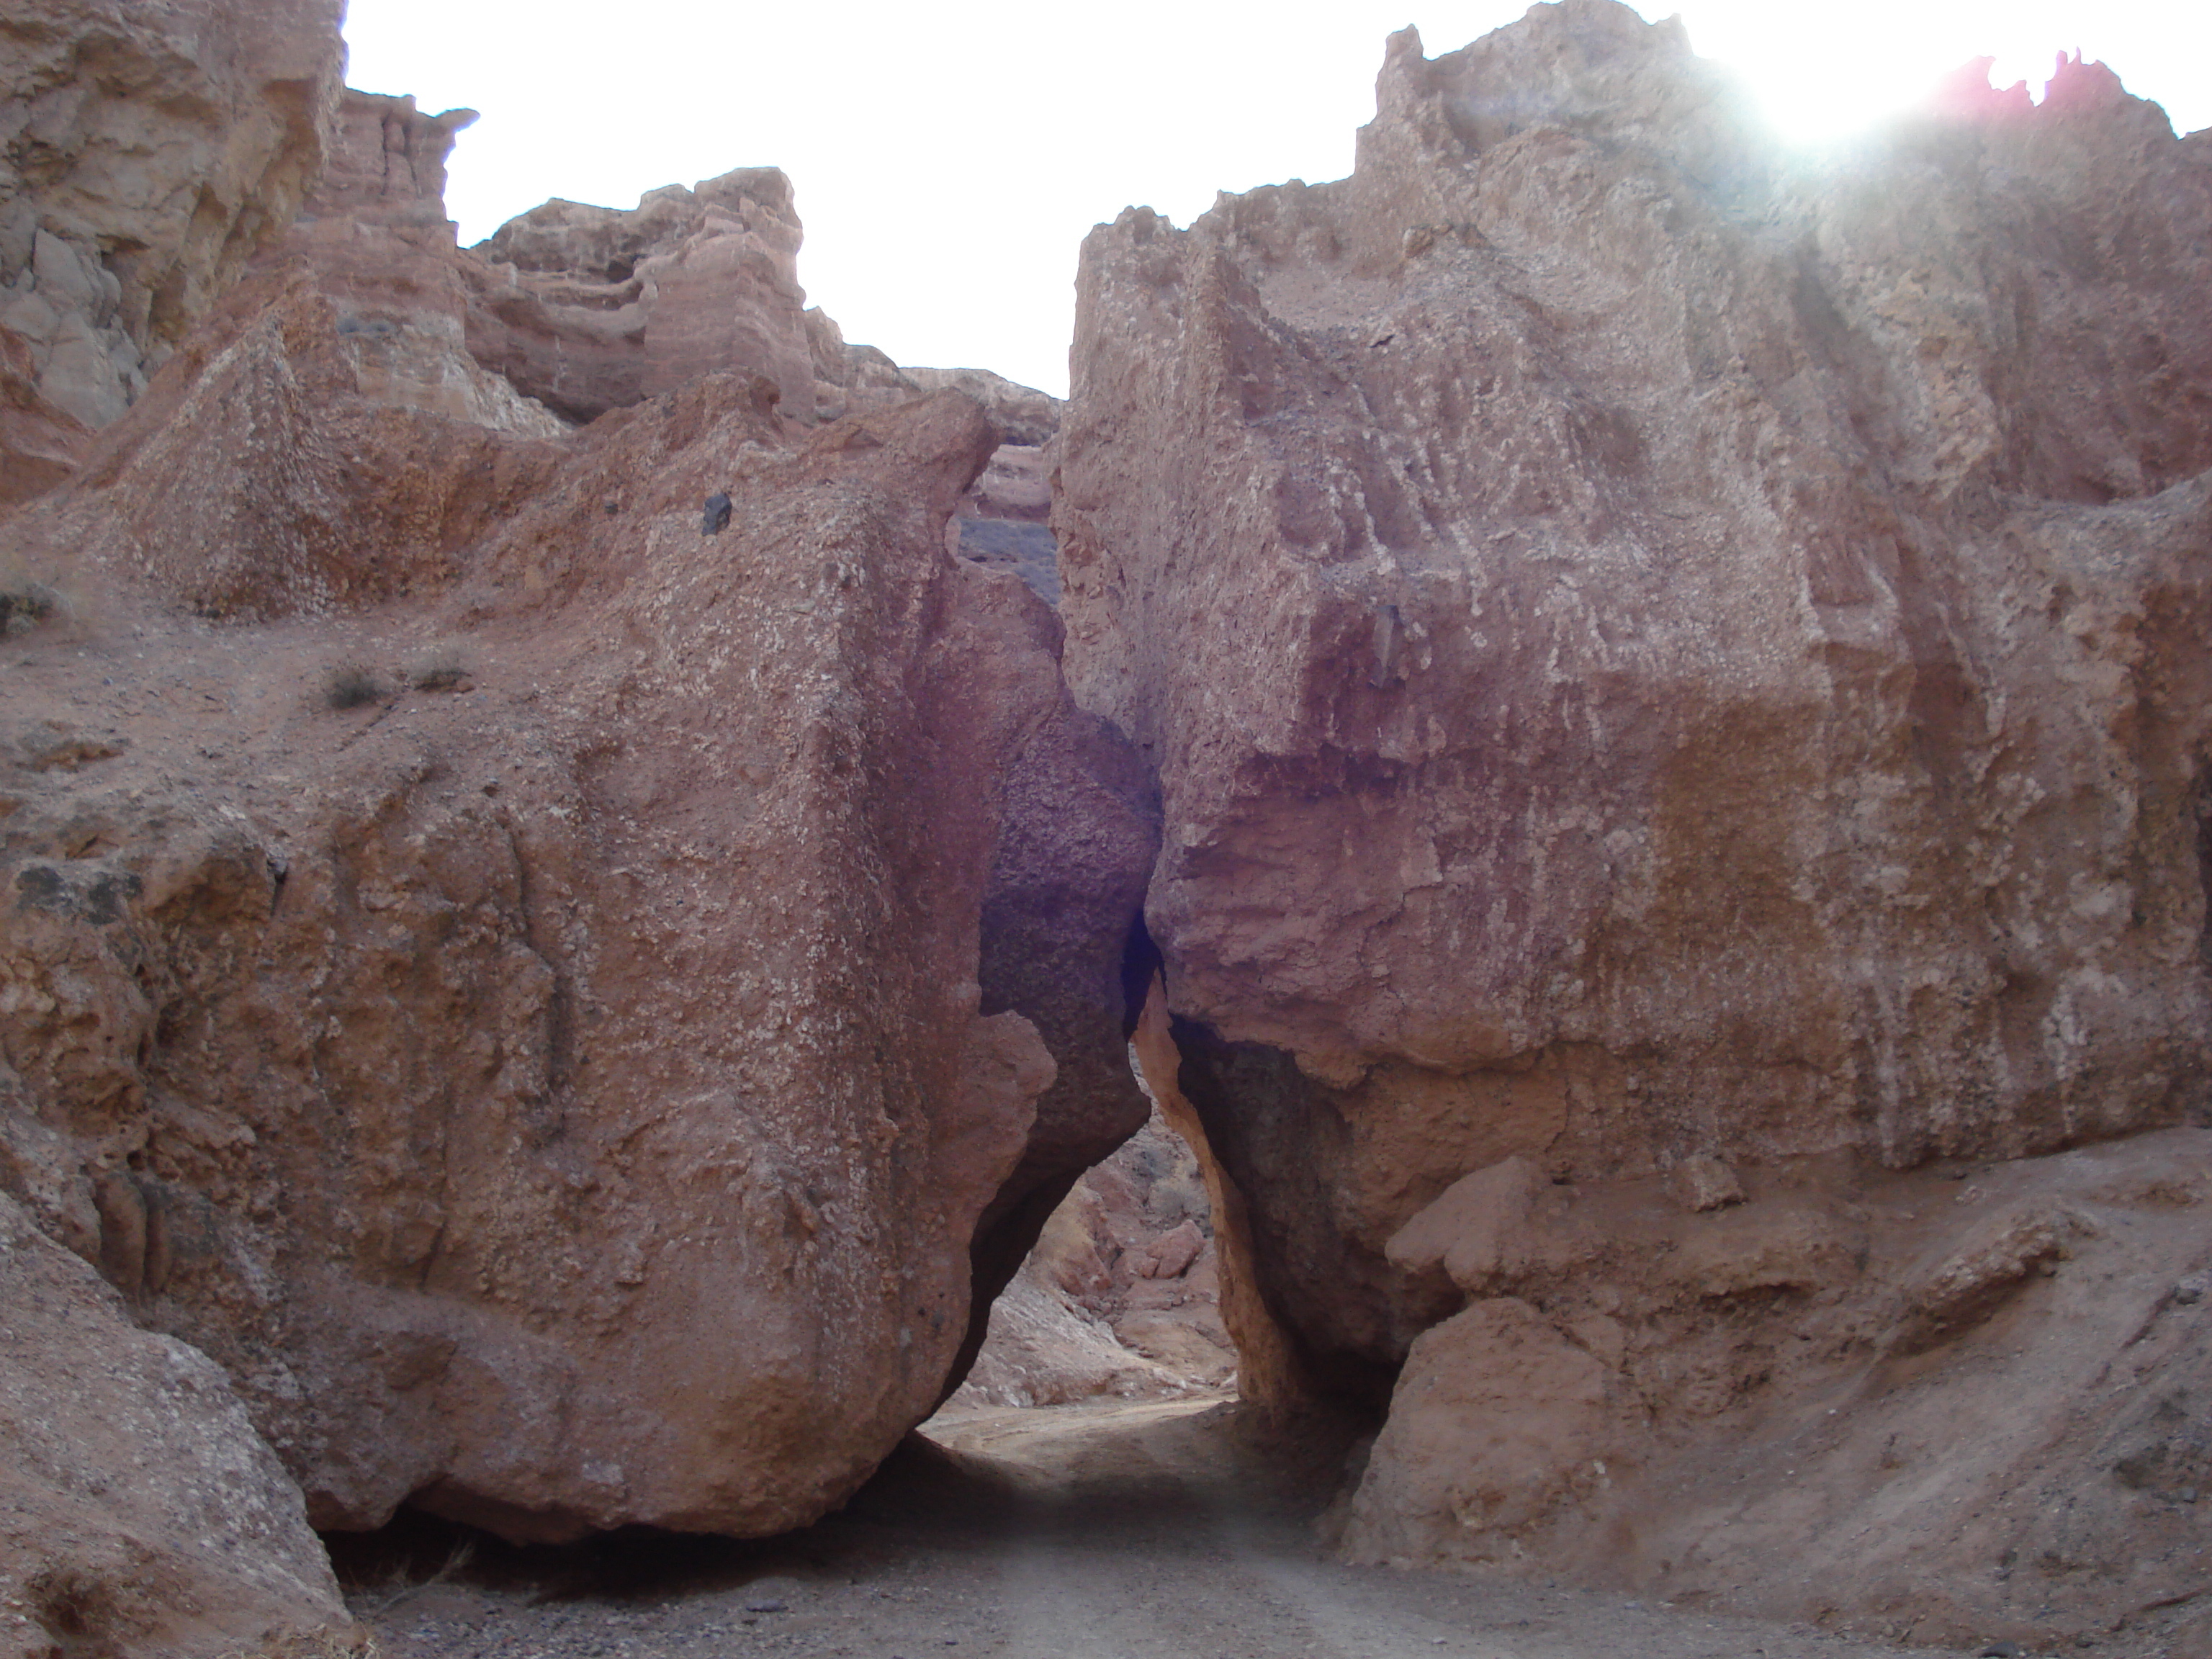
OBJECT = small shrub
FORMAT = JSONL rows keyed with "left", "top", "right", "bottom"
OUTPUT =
{"left": 0, "top": 570, "right": 58, "bottom": 635}
{"left": 325, "top": 664, "right": 387, "bottom": 710}
{"left": 405, "top": 648, "right": 467, "bottom": 692}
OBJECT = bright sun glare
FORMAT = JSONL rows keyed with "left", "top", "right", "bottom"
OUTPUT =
{"left": 339, "top": 0, "right": 2208, "bottom": 397}
{"left": 1678, "top": 0, "right": 2172, "bottom": 143}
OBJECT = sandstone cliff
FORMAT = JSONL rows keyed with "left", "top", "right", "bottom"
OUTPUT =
{"left": 1058, "top": 0, "right": 2212, "bottom": 1645}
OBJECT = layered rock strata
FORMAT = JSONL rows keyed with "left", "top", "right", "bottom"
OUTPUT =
{"left": 469, "top": 168, "right": 817, "bottom": 424}
{"left": 1058, "top": 0, "right": 2212, "bottom": 1640}
{"left": 271, "top": 89, "right": 562, "bottom": 437}
{"left": 455, "top": 171, "right": 1067, "bottom": 596}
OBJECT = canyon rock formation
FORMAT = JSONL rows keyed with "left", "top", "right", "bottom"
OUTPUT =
{"left": 1058, "top": 0, "right": 2212, "bottom": 1645}
{"left": 6, "top": 0, "right": 2212, "bottom": 1651}
{"left": 0, "top": 0, "right": 1153, "bottom": 1610}
{"left": 953, "top": 1108, "right": 1237, "bottom": 1408}
{"left": 469, "top": 166, "right": 817, "bottom": 425}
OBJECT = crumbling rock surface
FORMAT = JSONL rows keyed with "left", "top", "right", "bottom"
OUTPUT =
{"left": 1057, "top": 0, "right": 2212, "bottom": 1636}
{"left": 0, "top": 0, "right": 346, "bottom": 433}
{"left": 7, "top": 263, "right": 566, "bottom": 620}
{"left": 446, "top": 165, "right": 1074, "bottom": 599}
{"left": 269, "top": 89, "right": 563, "bottom": 439}
{"left": 1339, "top": 1129, "right": 2212, "bottom": 1653}
{"left": 0, "top": 1191, "right": 359, "bottom": 1658}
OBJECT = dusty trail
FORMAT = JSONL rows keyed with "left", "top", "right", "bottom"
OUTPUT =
{"left": 348, "top": 1395, "right": 2047, "bottom": 1659}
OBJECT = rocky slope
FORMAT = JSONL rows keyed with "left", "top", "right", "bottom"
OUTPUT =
{"left": 1059, "top": 0, "right": 2212, "bottom": 1645}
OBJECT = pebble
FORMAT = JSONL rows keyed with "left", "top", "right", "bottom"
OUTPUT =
{"left": 1979, "top": 1644, "right": 2023, "bottom": 1658}
{"left": 745, "top": 1599, "right": 787, "bottom": 1614}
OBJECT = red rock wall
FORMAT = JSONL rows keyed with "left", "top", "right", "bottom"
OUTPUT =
{"left": 1057, "top": 0, "right": 2212, "bottom": 1640}
{"left": 1059, "top": 0, "right": 2212, "bottom": 1318}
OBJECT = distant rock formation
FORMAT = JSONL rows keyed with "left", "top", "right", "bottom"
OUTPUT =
{"left": 953, "top": 1108, "right": 1237, "bottom": 1409}
{"left": 468, "top": 167, "right": 817, "bottom": 423}
{"left": 274, "top": 89, "right": 565, "bottom": 438}
{"left": 1058, "top": 0, "right": 2212, "bottom": 1644}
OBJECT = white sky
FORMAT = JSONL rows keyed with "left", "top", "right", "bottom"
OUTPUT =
{"left": 341, "top": 1, "right": 2211, "bottom": 398}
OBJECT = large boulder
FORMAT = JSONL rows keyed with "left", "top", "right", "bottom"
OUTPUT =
{"left": 0, "top": 53, "right": 1154, "bottom": 1546}
{"left": 1057, "top": 0, "right": 2212, "bottom": 1637}
{"left": 0, "top": 346, "right": 1145, "bottom": 1542}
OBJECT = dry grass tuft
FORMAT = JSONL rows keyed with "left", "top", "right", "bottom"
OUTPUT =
{"left": 404, "top": 646, "right": 469, "bottom": 692}
{"left": 0, "top": 552, "right": 62, "bottom": 636}
{"left": 324, "top": 664, "right": 387, "bottom": 710}
{"left": 351, "top": 1535, "right": 477, "bottom": 1619}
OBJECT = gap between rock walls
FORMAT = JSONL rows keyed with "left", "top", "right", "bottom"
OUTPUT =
{"left": 4, "top": 2, "right": 2212, "bottom": 1657}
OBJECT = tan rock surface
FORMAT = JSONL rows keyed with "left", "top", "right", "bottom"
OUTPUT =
{"left": 271, "top": 90, "right": 565, "bottom": 439}
{"left": 467, "top": 168, "right": 817, "bottom": 425}
{"left": 1058, "top": 0, "right": 2212, "bottom": 1632}
{"left": 0, "top": 1191, "right": 358, "bottom": 1658}
{"left": 0, "top": 0, "right": 345, "bottom": 439}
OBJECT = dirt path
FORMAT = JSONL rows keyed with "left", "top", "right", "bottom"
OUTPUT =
{"left": 343, "top": 1395, "right": 2036, "bottom": 1659}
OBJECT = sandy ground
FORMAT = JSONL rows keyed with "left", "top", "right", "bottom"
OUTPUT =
{"left": 331, "top": 1392, "right": 2149, "bottom": 1659}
